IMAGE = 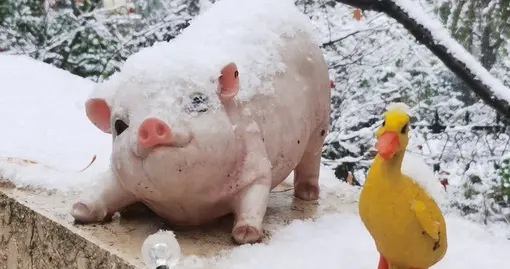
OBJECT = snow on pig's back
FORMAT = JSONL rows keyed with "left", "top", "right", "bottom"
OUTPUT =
{"left": 120, "top": 0, "right": 320, "bottom": 101}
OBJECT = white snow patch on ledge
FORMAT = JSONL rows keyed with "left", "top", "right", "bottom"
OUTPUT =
{"left": 391, "top": 0, "right": 510, "bottom": 103}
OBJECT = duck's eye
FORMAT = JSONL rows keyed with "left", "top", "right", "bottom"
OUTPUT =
{"left": 401, "top": 124, "right": 408, "bottom": 134}
{"left": 114, "top": 119, "right": 129, "bottom": 135}
{"left": 382, "top": 120, "right": 386, "bottom": 127}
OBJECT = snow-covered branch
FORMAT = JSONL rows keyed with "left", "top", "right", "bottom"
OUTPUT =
{"left": 334, "top": 0, "right": 385, "bottom": 11}
{"left": 336, "top": 0, "right": 510, "bottom": 120}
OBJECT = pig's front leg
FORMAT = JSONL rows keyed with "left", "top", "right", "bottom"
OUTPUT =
{"left": 231, "top": 122, "right": 272, "bottom": 244}
{"left": 71, "top": 168, "right": 137, "bottom": 223}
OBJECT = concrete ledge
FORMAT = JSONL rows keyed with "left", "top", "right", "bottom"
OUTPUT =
{"left": 0, "top": 189, "right": 135, "bottom": 269}
{"left": 0, "top": 179, "right": 357, "bottom": 269}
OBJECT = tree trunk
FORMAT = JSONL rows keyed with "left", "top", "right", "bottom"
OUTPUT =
{"left": 335, "top": 0, "right": 510, "bottom": 121}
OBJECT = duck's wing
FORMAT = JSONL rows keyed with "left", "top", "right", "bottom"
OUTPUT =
{"left": 411, "top": 199, "right": 440, "bottom": 241}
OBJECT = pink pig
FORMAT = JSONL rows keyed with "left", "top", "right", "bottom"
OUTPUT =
{"left": 71, "top": 0, "right": 331, "bottom": 244}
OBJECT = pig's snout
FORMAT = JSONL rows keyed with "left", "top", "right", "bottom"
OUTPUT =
{"left": 138, "top": 117, "right": 173, "bottom": 148}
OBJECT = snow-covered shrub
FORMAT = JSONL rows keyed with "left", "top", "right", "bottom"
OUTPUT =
{"left": 446, "top": 155, "right": 509, "bottom": 225}
{"left": 0, "top": 0, "right": 194, "bottom": 80}
{"left": 495, "top": 158, "right": 510, "bottom": 207}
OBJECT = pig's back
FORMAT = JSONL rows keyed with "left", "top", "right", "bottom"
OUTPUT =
{"left": 244, "top": 31, "right": 331, "bottom": 188}
{"left": 120, "top": 0, "right": 322, "bottom": 102}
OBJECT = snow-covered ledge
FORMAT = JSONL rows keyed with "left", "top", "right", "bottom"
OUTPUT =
{"left": 0, "top": 179, "right": 357, "bottom": 269}
{"left": 0, "top": 55, "right": 355, "bottom": 268}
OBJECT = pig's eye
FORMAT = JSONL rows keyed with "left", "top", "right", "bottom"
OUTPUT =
{"left": 187, "top": 92, "right": 209, "bottom": 113}
{"left": 191, "top": 93, "right": 207, "bottom": 105}
{"left": 114, "top": 119, "right": 129, "bottom": 135}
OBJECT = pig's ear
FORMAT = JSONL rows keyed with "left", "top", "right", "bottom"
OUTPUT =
{"left": 217, "top": 62, "right": 239, "bottom": 101}
{"left": 85, "top": 98, "right": 112, "bottom": 134}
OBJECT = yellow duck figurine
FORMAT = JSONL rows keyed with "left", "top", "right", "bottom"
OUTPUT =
{"left": 358, "top": 103, "right": 447, "bottom": 269}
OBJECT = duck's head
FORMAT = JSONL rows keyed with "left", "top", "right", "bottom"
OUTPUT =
{"left": 375, "top": 103, "right": 411, "bottom": 160}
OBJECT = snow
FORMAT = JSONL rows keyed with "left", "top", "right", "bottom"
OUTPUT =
{"left": 391, "top": 0, "right": 510, "bottom": 104}
{"left": 386, "top": 102, "right": 412, "bottom": 117}
{"left": 103, "top": 0, "right": 127, "bottom": 10}
{"left": 179, "top": 213, "right": 510, "bottom": 269}
{"left": 1, "top": 54, "right": 510, "bottom": 269}
{"left": 0, "top": 54, "right": 111, "bottom": 191}
{"left": 402, "top": 152, "right": 449, "bottom": 207}
{"left": 106, "top": 0, "right": 321, "bottom": 102}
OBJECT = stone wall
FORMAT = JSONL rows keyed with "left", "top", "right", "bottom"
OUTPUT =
{"left": 0, "top": 191, "right": 136, "bottom": 269}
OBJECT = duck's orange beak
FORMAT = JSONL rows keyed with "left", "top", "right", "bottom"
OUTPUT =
{"left": 375, "top": 131, "right": 400, "bottom": 160}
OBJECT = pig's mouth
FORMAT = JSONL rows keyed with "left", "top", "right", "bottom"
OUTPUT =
{"left": 135, "top": 134, "right": 194, "bottom": 159}
{"left": 136, "top": 144, "right": 182, "bottom": 159}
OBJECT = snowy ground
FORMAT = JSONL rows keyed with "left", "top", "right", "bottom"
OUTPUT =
{"left": 1, "top": 54, "right": 510, "bottom": 268}
{"left": 0, "top": 54, "right": 111, "bottom": 191}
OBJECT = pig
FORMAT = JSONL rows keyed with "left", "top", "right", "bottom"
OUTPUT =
{"left": 70, "top": 0, "right": 331, "bottom": 244}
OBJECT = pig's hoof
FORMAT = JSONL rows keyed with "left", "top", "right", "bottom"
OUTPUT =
{"left": 70, "top": 202, "right": 106, "bottom": 223}
{"left": 294, "top": 183, "right": 320, "bottom": 201}
{"left": 232, "top": 225, "right": 264, "bottom": 244}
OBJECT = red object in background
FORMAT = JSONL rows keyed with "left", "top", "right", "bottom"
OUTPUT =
{"left": 438, "top": 170, "right": 449, "bottom": 190}
{"left": 440, "top": 178, "right": 449, "bottom": 190}
{"left": 128, "top": 7, "right": 135, "bottom": 13}
{"left": 330, "top": 80, "right": 335, "bottom": 88}
{"left": 0, "top": 48, "right": 4, "bottom": 52}
{"left": 439, "top": 170, "right": 450, "bottom": 175}
{"left": 417, "top": 145, "right": 423, "bottom": 150}
{"left": 353, "top": 9, "right": 363, "bottom": 21}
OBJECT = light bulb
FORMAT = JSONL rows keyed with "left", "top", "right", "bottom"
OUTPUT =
{"left": 141, "top": 230, "right": 181, "bottom": 269}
